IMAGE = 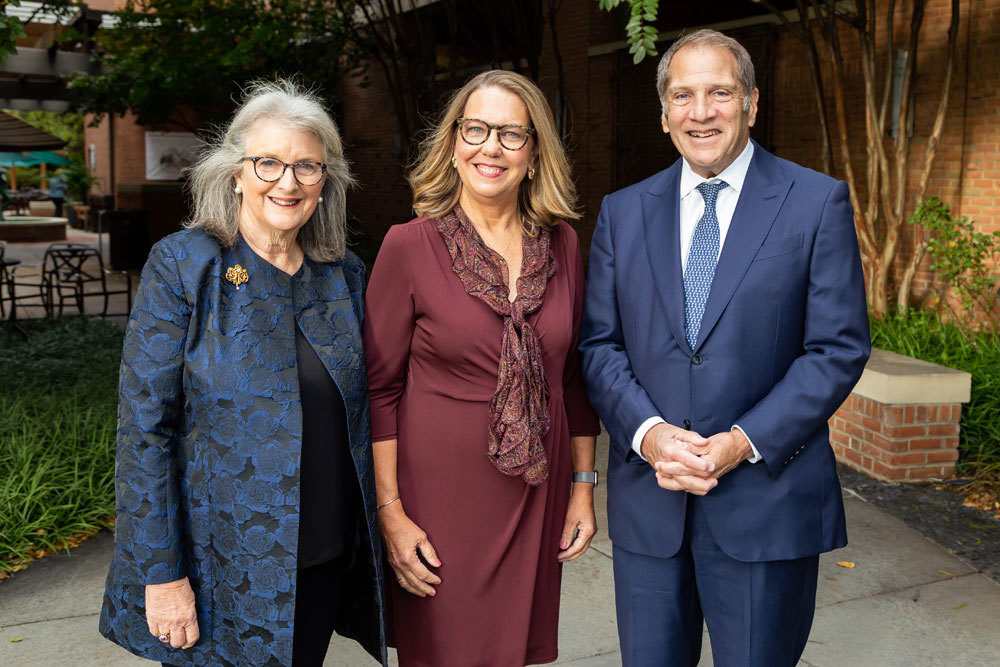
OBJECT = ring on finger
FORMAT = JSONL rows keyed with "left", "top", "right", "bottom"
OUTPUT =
{"left": 157, "top": 632, "right": 170, "bottom": 642}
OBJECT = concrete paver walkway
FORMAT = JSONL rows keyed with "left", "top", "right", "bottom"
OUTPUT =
{"left": 2, "top": 439, "right": 999, "bottom": 666}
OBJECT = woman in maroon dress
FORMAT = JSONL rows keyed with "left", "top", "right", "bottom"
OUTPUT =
{"left": 363, "top": 70, "right": 600, "bottom": 666}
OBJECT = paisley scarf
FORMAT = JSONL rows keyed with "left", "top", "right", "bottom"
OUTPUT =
{"left": 436, "top": 206, "right": 558, "bottom": 486}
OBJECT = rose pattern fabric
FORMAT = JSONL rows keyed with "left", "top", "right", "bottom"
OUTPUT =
{"left": 99, "top": 228, "right": 387, "bottom": 666}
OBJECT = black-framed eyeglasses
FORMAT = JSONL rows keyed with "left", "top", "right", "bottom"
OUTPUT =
{"left": 242, "top": 156, "right": 327, "bottom": 186}
{"left": 456, "top": 117, "right": 535, "bottom": 150}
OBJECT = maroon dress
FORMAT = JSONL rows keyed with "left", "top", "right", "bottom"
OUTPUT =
{"left": 364, "top": 216, "right": 599, "bottom": 667}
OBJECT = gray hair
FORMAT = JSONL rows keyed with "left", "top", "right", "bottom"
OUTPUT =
{"left": 656, "top": 29, "right": 756, "bottom": 117}
{"left": 185, "top": 79, "right": 355, "bottom": 262}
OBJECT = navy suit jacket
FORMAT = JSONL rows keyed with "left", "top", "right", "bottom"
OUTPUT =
{"left": 579, "top": 142, "right": 870, "bottom": 562}
{"left": 99, "top": 228, "right": 386, "bottom": 666}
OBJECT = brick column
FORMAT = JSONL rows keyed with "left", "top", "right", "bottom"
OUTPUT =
{"left": 829, "top": 348, "right": 971, "bottom": 482}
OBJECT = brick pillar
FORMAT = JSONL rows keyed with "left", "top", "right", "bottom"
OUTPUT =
{"left": 828, "top": 348, "right": 971, "bottom": 483}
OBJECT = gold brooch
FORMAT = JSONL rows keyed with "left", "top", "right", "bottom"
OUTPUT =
{"left": 225, "top": 264, "right": 249, "bottom": 290}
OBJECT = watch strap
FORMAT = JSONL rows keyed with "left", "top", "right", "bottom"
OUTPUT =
{"left": 572, "top": 470, "right": 599, "bottom": 486}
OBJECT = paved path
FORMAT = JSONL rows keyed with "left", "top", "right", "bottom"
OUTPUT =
{"left": 3, "top": 440, "right": 999, "bottom": 666}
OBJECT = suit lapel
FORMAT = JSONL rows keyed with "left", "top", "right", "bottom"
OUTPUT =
{"left": 641, "top": 163, "right": 690, "bottom": 352}
{"left": 693, "top": 146, "right": 792, "bottom": 352}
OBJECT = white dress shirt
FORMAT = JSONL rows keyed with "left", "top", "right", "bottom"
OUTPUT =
{"left": 632, "top": 140, "right": 762, "bottom": 463}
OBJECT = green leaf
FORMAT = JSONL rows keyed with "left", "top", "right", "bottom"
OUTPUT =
{"left": 952, "top": 603, "right": 967, "bottom": 610}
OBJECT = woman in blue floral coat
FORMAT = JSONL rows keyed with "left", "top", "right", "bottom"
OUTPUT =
{"left": 99, "top": 80, "right": 386, "bottom": 666}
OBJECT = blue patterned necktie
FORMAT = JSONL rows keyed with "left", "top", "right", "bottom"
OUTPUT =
{"left": 684, "top": 180, "right": 727, "bottom": 350}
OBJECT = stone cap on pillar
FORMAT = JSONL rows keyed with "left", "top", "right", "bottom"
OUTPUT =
{"left": 852, "top": 348, "right": 972, "bottom": 405}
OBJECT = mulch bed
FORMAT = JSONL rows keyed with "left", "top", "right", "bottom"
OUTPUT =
{"left": 838, "top": 464, "right": 1000, "bottom": 583}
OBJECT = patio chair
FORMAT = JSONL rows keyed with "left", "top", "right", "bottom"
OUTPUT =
{"left": 9, "top": 242, "right": 133, "bottom": 318}
{"left": 0, "top": 240, "right": 27, "bottom": 338}
{"left": 0, "top": 240, "right": 16, "bottom": 318}
{"left": 44, "top": 243, "right": 133, "bottom": 318}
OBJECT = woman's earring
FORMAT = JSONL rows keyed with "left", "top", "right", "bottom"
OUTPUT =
{"left": 451, "top": 156, "right": 457, "bottom": 169}
{"left": 234, "top": 185, "right": 242, "bottom": 194}
{"left": 527, "top": 167, "right": 536, "bottom": 181}
{"left": 318, "top": 196, "right": 324, "bottom": 203}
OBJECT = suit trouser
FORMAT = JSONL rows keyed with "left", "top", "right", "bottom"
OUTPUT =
{"left": 612, "top": 495, "right": 819, "bottom": 667}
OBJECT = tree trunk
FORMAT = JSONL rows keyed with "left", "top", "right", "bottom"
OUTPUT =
{"left": 867, "top": 257, "right": 889, "bottom": 317}
{"left": 896, "top": 0, "right": 960, "bottom": 313}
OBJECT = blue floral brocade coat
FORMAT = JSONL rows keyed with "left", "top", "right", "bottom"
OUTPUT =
{"left": 99, "top": 228, "right": 387, "bottom": 666}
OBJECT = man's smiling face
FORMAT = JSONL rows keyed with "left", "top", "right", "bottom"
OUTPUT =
{"left": 661, "top": 44, "right": 758, "bottom": 178}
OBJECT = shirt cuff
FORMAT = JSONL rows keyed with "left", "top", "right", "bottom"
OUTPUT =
{"left": 632, "top": 417, "right": 666, "bottom": 461}
{"left": 732, "top": 425, "right": 762, "bottom": 463}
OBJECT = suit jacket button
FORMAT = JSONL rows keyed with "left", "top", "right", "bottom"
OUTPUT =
{"left": 683, "top": 419, "right": 691, "bottom": 429}
{"left": 691, "top": 354, "right": 703, "bottom": 365}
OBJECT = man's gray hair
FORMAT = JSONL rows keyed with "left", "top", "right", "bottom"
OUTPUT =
{"left": 186, "top": 79, "right": 355, "bottom": 262}
{"left": 655, "top": 29, "right": 756, "bottom": 117}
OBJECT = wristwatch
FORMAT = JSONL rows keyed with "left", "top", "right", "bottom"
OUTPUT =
{"left": 572, "top": 470, "right": 599, "bottom": 486}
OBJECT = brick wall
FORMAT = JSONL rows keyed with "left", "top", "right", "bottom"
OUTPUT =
{"left": 337, "top": 69, "right": 415, "bottom": 256}
{"left": 828, "top": 348, "right": 970, "bottom": 483}
{"left": 83, "top": 115, "right": 113, "bottom": 197}
{"left": 538, "top": 0, "right": 592, "bottom": 251}
{"left": 829, "top": 394, "right": 962, "bottom": 482}
{"left": 83, "top": 111, "right": 165, "bottom": 197}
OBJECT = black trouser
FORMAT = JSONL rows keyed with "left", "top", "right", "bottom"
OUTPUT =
{"left": 162, "top": 551, "right": 349, "bottom": 667}
{"left": 291, "top": 552, "right": 350, "bottom": 665}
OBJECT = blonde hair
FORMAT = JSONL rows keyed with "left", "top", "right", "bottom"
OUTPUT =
{"left": 186, "top": 79, "right": 355, "bottom": 262}
{"left": 408, "top": 70, "right": 579, "bottom": 233}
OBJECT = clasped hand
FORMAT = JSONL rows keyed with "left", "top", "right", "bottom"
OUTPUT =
{"left": 642, "top": 423, "right": 752, "bottom": 495}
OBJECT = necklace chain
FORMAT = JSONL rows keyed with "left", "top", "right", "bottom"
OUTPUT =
{"left": 499, "top": 224, "right": 519, "bottom": 257}
{"left": 479, "top": 221, "right": 520, "bottom": 259}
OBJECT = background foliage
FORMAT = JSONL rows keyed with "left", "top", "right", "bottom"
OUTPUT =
{"left": 596, "top": 0, "right": 659, "bottom": 62}
{"left": 66, "top": 0, "right": 362, "bottom": 134}
{"left": 6, "top": 110, "right": 94, "bottom": 200}
{"left": 0, "top": 1, "right": 28, "bottom": 62}
{"left": 910, "top": 196, "right": 1000, "bottom": 315}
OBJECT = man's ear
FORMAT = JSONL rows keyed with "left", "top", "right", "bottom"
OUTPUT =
{"left": 661, "top": 112, "right": 669, "bottom": 135}
{"left": 747, "top": 88, "right": 760, "bottom": 128}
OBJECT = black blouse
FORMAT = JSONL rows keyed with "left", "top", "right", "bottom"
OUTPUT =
{"left": 294, "top": 322, "right": 359, "bottom": 569}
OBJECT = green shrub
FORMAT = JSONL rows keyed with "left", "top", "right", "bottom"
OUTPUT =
{"left": 870, "top": 309, "right": 1000, "bottom": 475}
{"left": 0, "top": 318, "right": 123, "bottom": 576}
{"left": 910, "top": 196, "right": 1000, "bottom": 316}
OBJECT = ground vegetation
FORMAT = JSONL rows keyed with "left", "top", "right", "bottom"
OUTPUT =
{"left": 0, "top": 318, "right": 121, "bottom": 582}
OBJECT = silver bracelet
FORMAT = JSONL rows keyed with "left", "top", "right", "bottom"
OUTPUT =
{"left": 377, "top": 496, "right": 400, "bottom": 510}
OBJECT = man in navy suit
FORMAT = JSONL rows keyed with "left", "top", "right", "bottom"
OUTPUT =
{"left": 579, "top": 29, "right": 870, "bottom": 666}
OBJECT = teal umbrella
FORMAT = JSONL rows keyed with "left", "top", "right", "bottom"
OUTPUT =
{"left": 0, "top": 150, "right": 71, "bottom": 167}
